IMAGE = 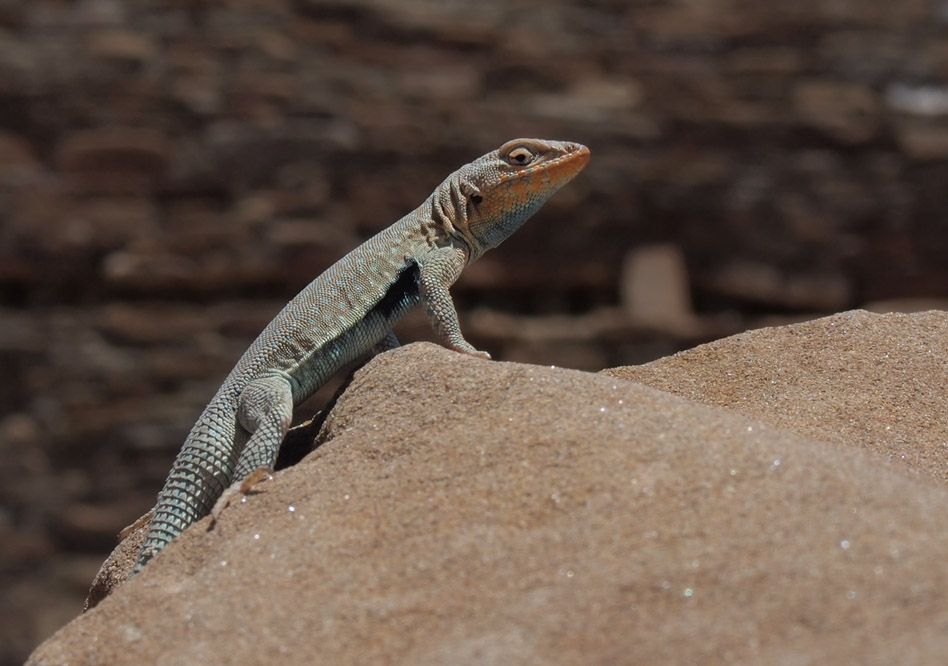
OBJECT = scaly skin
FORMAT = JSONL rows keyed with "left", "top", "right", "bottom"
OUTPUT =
{"left": 132, "top": 138, "right": 590, "bottom": 576}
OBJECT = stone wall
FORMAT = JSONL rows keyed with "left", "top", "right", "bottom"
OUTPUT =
{"left": 3, "top": 1, "right": 948, "bottom": 663}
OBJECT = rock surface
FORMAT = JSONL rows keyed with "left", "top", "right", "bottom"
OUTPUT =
{"left": 28, "top": 311, "right": 948, "bottom": 665}
{"left": 606, "top": 309, "right": 948, "bottom": 484}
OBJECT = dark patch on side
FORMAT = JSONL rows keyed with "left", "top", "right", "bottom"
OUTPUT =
{"left": 375, "top": 261, "right": 420, "bottom": 320}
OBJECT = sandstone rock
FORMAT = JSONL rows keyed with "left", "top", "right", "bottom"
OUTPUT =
{"left": 793, "top": 80, "right": 881, "bottom": 143}
{"left": 895, "top": 121, "right": 948, "bottom": 159}
{"left": 86, "top": 29, "right": 157, "bottom": 63}
{"left": 55, "top": 128, "right": 171, "bottom": 174}
{"left": 727, "top": 47, "right": 804, "bottom": 74}
{"left": 530, "top": 78, "right": 643, "bottom": 122}
{"left": 28, "top": 313, "right": 948, "bottom": 665}
{"left": 0, "top": 131, "right": 40, "bottom": 179}
{"left": 54, "top": 128, "right": 173, "bottom": 193}
{"left": 607, "top": 310, "right": 948, "bottom": 483}
{"left": 620, "top": 243, "right": 695, "bottom": 333}
{"left": 706, "top": 261, "right": 853, "bottom": 311}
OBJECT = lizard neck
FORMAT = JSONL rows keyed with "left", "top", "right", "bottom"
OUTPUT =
{"left": 420, "top": 180, "right": 481, "bottom": 263}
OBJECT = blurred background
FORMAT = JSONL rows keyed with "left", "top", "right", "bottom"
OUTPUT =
{"left": 2, "top": 0, "right": 948, "bottom": 661}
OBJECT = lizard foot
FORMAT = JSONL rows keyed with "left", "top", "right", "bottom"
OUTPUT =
{"left": 119, "top": 508, "right": 154, "bottom": 540}
{"left": 208, "top": 466, "right": 274, "bottom": 529}
{"left": 453, "top": 342, "right": 491, "bottom": 360}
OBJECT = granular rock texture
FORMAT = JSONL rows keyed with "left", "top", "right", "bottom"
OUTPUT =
{"left": 606, "top": 310, "right": 948, "bottom": 484}
{"left": 27, "top": 312, "right": 948, "bottom": 665}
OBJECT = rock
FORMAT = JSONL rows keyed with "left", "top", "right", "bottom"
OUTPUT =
{"left": 885, "top": 83, "right": 948, "bottom": 117}
{"left": 727, "top": 47, "right": 804, "bottom": 74}
{"left": 86, "top": 29, "right": 157, "bottom": 64}
{"left": 793, "top": 80, "right": 881, "bottom": 143}
{"left": 96, "top": 304, "right": 212, "bottom": 346}
{"left": 620, "top": 243, "right": 695, "bottom": 332}
{"left": 0, "top": 131, "right": 40, "bottom": 180}
{"left": 895, "top": 121, "right": 948, "bottom": 160}
{"left": 54, "top": 128, "right": 173, "bottom": 193}
{"left": 608, "top": 310, "right": 948, "bottom": 483}
{"left": 529, "top": 78, "right": 644, "bottom": 122}
{"left": 706, "top": 261, "right": 853, "bottom": 311}
{"left": 28, "top": 313, "right": 948, "bottom": 665}
{"left": 395, "top": 56, "right": 482, "bottom": 101}
{"left": 864, "top": 297, "right": 948, "bottom": 313}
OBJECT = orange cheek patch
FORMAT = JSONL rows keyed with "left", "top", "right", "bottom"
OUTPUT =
{"left": 477, "top": 198, "right": 505, "bottom": 221}
{"left": 504, "top": 177, "right": 533, "bottom": 198}
{"left": 503, "top": 173, "right": 555, "bottom": 200}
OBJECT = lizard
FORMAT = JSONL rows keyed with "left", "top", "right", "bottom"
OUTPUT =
{"left": 131, "top": 138, "right": 590, "bottom": 576}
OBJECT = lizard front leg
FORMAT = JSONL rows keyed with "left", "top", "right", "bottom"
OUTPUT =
{"left": 418, "top": 246, "right": 490, "bottom": 359}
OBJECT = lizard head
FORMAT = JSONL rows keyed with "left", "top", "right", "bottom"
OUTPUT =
{"left": 438, "top": 138, "right": 590, "bottom": 259}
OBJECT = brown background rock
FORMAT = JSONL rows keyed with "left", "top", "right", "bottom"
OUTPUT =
{"left": 3, "top": 0, "right": 948, "bottom": 662}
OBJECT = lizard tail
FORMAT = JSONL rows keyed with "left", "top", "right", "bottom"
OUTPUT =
{"left": 131, "top": 402, "right": 241, "bottom": 576}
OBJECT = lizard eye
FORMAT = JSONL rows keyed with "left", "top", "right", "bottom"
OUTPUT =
{"left": 470, "top": 193, "right": 483, "bottom": 205}
{"left": 506, "top": 147, "right": 534, "bottom": 165}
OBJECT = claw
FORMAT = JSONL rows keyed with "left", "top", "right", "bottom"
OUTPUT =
{"left": 208, "top": 466, "right": 274, "bottom": 528}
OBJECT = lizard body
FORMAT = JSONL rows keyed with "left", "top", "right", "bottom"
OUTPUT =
{"left": 132, "top": 138, "right": 589, "bottom": 576}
